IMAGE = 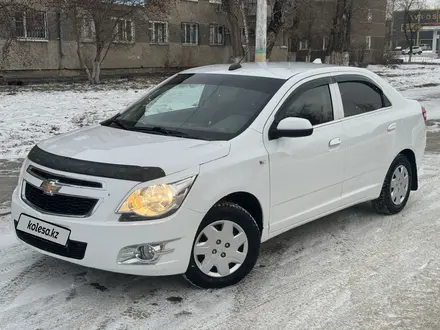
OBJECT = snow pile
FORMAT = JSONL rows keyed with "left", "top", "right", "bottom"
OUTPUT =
{"left": 369, "top": 64, "right": 440, "bottom": 91}
{"left": 398, "top": 54, "right": 440, "bottom": 64}
{"left": 0, "top": 87, "right": 151, "bottom": 160}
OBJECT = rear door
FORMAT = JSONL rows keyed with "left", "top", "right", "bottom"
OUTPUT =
{"left": 333, "top": 74, "right": 397, "bottom": 205}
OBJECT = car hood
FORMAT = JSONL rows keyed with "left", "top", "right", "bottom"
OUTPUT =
{"left": 36, "top": 125, "right": 231, "bottom": 176}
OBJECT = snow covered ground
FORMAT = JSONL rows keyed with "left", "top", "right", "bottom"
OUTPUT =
{"left": 1, "top": 152, "right": 440, "bottom": 330}
{"left": 0, "top": 82, "right": 153, "bottom": 160}
{"left": 397, "top": 52, "right": 440, "bottom": 64}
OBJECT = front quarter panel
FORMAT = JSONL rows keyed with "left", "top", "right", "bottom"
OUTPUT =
{"left": 184, "top": 129, "right": 271, "bottom": 241}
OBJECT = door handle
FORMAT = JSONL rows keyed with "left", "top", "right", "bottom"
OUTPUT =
{"left": 329, "top": 137, "right": 342, "bottom": 147}
{"left": 388, "top": 123, "right": 397, "bottom": 132}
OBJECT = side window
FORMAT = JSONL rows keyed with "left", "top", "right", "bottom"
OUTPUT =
{"left": 338, "top": 81, "right": 385, "bottom": 117}
{"left": 278, "top": 85, "right": 334, "bottom": 126}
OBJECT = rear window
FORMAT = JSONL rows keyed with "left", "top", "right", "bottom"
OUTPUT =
{"left": 339, "top": 81, "right": 390, "bottom": 118}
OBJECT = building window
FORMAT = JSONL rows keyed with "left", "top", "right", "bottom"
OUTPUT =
{"left": 82, "top": 17, "right": 95, "bottom": 41}
{"left": 367, "top": 9, "right": 373, "bottom": 23}
{"left": 299, "top": 40, "right": 308, "bottom": 50}
{"left": 182, "top": 23, "right": 199, "bottom": 45}
{"left": 210, "top": 24, "right": 225, "bottom": 45}
{"left": 366, "top": 36, "right": 371, "bottom": 50}
{"left": 15, "top": 11, "right": 48, "bottom": 40}
{"left": 114, "top": 19, "right": 134, "bottom": 43}
{"left": 150, "top": 21, "right": 168, "bottom": 44}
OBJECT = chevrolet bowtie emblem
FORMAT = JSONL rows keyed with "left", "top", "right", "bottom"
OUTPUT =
{"left": 40, "top": 180, "right": 61, "bottom": 196}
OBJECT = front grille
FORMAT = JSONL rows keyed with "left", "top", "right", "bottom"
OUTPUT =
{"left": 14, "top": 220, "right": 87, "bottom": 260}
{"left": 28, "top": 166, "right": 102, "bottom": 188}
{"left": 24, "top": 182, "right": 98, "bottom": 217}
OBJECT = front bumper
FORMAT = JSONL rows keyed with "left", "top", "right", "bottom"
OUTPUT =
{"left": 11, "top": 186, "right": 204, "bottom": 276}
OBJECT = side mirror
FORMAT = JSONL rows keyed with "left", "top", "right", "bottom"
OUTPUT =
{"left": 269, "top": 117, "right": 313, "bottom": 140}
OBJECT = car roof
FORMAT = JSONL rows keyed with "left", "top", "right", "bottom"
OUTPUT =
{"left": 180, "top": 62, "right": 343, "bottom": 80}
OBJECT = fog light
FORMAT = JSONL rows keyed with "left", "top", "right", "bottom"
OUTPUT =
{"left": 136, "top": 244, "right": 159, "bottom": 262}
{"left": 117, "top": 240, "right": 177, "bottom": 265}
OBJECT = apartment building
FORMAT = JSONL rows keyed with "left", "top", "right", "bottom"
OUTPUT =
{"left": 0, "top": 0, "right": 386, "bottom": 81}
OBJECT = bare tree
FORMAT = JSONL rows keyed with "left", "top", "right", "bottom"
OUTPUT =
{"left": 296, "top": 0, "right": 318, "bottom": 62}
{"left": 54, "top": 0, "right": 171, "bottom": 84}
{"left": 326, "top": 0, "right": 369, "bottom": 65}
{"left": 221, "top": 0, "right": 251, "bottom": 62}
{"left": 326, "top": 0, "right": 353, "bottom": 64}
{"left": 266, "top": 0, "right": 299, "bottom": 59}
{"left": 387, "top": 0, "right": 397, "bottom": 48}
{"left": 222, "top": 0, "right": 301, "bottom": 61}
{"left": 239, "top": 0, "right": 251, "bottom": 60}
{"left": 397, "top": 0, "right": 425, "bottom": 63}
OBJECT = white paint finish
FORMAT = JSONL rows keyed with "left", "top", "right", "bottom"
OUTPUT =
{"left": 38, "top": 125, "right": 230, "bottom": 176}
{"left": 339, "top": 107, "right": 398, "bottom": 203}
{"left": 10, "top": 65, "right": 427, "bottom": 277}
{"left": 11, "top": 187, "right": 204, "bottom": 276}
{"left": 265, "top": 120, "right": 344, "bottom": 233}
{"left": 330, "top": 71, "right": 427, "bottom": 205}
{"left": 182, "top": 62, "right": 336, "bottom": 79}
{"left": 260, "top": 73, "right": 346, "bottom": 233}
{"left": 388, "top": 123, "right": 397, "bottom": 131}
{"left": 276, "top": 117, "right": 312, "bottom": 131}
{"left": 185, "top": 129, "right": 271, "bottom": 241}
{"left": 329, "top": 137, "right": 342, "bottom": 147}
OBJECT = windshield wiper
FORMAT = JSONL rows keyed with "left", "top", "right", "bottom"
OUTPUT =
{"left": 102, "top": 115, "right": 128, "bottom": 130}
{"left": 111, "top": 118, "right": 127, "bottom": 130}
{"left": 131, "top": 126, "right": 189, "bottom": 138}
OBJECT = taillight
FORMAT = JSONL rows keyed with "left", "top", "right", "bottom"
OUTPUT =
{"left": 421, "top": 106, "right": 427, "bottom": 124}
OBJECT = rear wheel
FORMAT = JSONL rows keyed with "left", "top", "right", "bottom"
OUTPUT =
{"left": 184, "top": 202, "right": 260, "bottom": 289}
{"left": 372, "top": 154, "right": 412, "bottom": 215}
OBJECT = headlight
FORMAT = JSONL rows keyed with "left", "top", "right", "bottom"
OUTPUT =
{"left": 117, "top": 176, "right": 196, "bottom": 220}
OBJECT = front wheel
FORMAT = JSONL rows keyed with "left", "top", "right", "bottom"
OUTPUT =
{"left": 372, "top": 154, "right": 412, "bottom": 215}
{"left": 184, "top": 202, "right": 261, "bottom": 289}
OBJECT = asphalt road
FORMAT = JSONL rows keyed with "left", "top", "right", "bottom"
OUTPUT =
{"left": 1, "top": 123, "right": 440, "bottom": 330}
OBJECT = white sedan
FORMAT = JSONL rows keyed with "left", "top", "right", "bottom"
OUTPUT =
{"left": 11, "top": 62, "right": 427, "bottom": 288}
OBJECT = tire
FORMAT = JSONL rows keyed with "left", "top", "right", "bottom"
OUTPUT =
{"left": 184, "top": 202, "right": 261, "bottom": 289}
{"left": 372, "top": 154, "right": 412, "bottom": 215}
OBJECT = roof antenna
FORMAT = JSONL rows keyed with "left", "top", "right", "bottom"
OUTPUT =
{"left": 228, "top": 46, "right": 251, "bottom": 71}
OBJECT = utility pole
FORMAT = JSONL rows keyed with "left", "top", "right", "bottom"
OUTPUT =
{"left": 255, "top": 0, "right": 267, "bottom": 62}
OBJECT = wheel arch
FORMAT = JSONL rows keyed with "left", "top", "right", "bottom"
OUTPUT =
{"left": 213, "top": 192, "right": 264, "bottom": 235}
{"left": 399, "top": 148, "right": 418, "bottom": 191}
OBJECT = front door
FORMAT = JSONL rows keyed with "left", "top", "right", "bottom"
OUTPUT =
{"left": 264, "top": 76, "right": 345, "bottom": 235}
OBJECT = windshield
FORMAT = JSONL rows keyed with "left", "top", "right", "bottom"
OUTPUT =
{"left": 105, "top": 73, "right": 285, "bottom": 140}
